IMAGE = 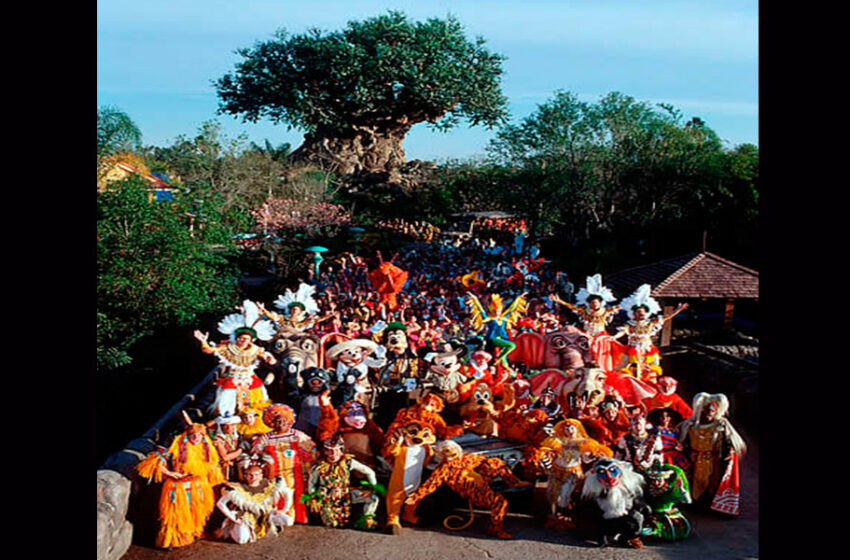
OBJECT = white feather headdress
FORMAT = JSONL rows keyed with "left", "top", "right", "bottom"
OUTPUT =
{"left": 217, "top": 300, "right": 276, "bottom": 342}
{"left": 575, "top": 274, "right": 616, "bottom": 306}
{"left": 619, "top": 284, "right": 661, "bottom": 319}
{"left": 273, "top": 283, "right": 319, "bottom": 316}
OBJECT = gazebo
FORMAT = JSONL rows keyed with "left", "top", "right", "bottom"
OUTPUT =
{"left": 604, "top": 252, "right": 759, "bottom": 347}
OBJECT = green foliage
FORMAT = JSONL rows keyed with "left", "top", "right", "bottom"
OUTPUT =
{"left": 97, "top": 176, "right": 241, "bottom": 372}
{"left": 97, "top": 105, "right": 143, "bottom": 160}
{"left": 485, "top": 91, "right": 742, "bottom": 237}
{"left": 216, "top": 11, "right": 508, "bottom": 135}
{"left": 145, "top": 121, "right": 286, "bottom": 227}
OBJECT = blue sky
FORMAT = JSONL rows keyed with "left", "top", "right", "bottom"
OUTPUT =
{"left": 97, "top": 0, "right": 758, "bottom": 162}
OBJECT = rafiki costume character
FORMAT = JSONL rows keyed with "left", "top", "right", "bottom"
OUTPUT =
{"left": 250, "top": 404, "right": 318, "bottom": 524}
{"left": 135, "top": 419, "right": 225, "bottom": 548}
{"left": 381, "top": 420, "right": 437, "bottom": 534}
{"left": 579, "top": 457, "right": 648, "bottom": 549}
{"left": 215, "top": 458, "right": 293, "bottom": 544}
{"left": 405, "top": 440, "right": 532, "bottom": 539}
{"left": 194, "top": 300, "right": 277, "bottom": 416}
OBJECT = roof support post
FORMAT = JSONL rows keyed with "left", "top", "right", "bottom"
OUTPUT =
{"left": 660, "top": 302, "right": 674, "bottom": 348}
{"left": 724, "top": 298, "right": 735, "bottom": 329}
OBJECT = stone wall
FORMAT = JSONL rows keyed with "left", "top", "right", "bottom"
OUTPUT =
{"left": 96, "top": 369, "right": 218, "bottom": 560}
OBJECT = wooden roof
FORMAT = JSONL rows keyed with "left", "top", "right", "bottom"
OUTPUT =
{"left": 604, "top": 252, "right": 758, "bottom": 300}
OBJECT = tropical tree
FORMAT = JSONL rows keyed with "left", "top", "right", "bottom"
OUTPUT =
{"left": 97, "top": 105, "right": 143, "bottom": 159}
{"left": 487, "top": 91, "right": 730, "bottom": 239}
{"left": 97, "top": 175, "right": 241, "bottom": 372}
{"left": 215, "top": 11, "right": 508, "bottom": 181}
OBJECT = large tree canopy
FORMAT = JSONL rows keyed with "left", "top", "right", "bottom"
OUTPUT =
{"left": 215, "top": 11, "right": 508, "bottom": 178}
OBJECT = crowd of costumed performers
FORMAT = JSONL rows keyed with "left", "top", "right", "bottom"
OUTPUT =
{"left": 135, "top": 238, "right": 748, "bottom": 550}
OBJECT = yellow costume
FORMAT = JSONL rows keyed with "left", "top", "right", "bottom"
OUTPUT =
{"left": 136, "top": 427, "right": 225, "bottom": 548}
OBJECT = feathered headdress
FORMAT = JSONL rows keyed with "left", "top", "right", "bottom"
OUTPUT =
{"left": 273, "top": 283, "right": 320, "bottom": 316}
{"left": 575, "top": 274, "right": 616, "bottom": 307}
{"left": 217, "top": 300, "right": 276, "bottom": 342}
{"left": 683, "top": 392, "right": 746, "bottom": 456}
{"left": 619, "top": 284, "right": 662, "bottom": 319}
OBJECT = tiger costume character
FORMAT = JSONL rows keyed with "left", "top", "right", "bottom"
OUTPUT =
{"left": 404, "top": 440, "right": 532, "bottom": 539}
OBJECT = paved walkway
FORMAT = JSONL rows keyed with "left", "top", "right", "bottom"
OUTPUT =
{"left": 122, "top": 440, "right": 758, "bottom": 560}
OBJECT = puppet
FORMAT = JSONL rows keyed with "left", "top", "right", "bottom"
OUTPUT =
{"left": 405, "top": 440, "right": 532, "bottom": 539}
{"left": 194, "top": 300, "right": 277, "bottom": 416}
{"left": 367, "top": 251, "right": 408, "bottom": 311}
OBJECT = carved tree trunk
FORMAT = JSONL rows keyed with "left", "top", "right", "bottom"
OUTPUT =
{"left": 290, "top": 125, "right": 411, "bottom": 183}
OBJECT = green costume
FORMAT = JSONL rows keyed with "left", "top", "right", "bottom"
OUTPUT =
{"left": 641, "top": 462, "right": 693, "bottom": 541}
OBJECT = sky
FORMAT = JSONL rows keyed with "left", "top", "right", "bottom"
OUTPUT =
{"left": 97, "top": 0, "right": 758, "bottom": 162}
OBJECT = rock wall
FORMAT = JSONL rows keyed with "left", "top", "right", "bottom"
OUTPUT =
{"left": 96, "top": 369, "right": 218, "bottom": 560}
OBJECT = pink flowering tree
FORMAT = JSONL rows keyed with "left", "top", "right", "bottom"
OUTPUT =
{"left": 252, "top": 197, "right": 352, "bottom": 237}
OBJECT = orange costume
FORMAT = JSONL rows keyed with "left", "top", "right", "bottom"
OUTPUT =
{"left": 382, "top": 421, "right": 437, "bottom": 533}
{"left": 539, "top": 419, "right": 612, "bottom": 521}
{"left": 406, "top": 441, "right": 531, "bottom": 539}
{"left": 136, "top": 425, "right": 225, "bottom": 548}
